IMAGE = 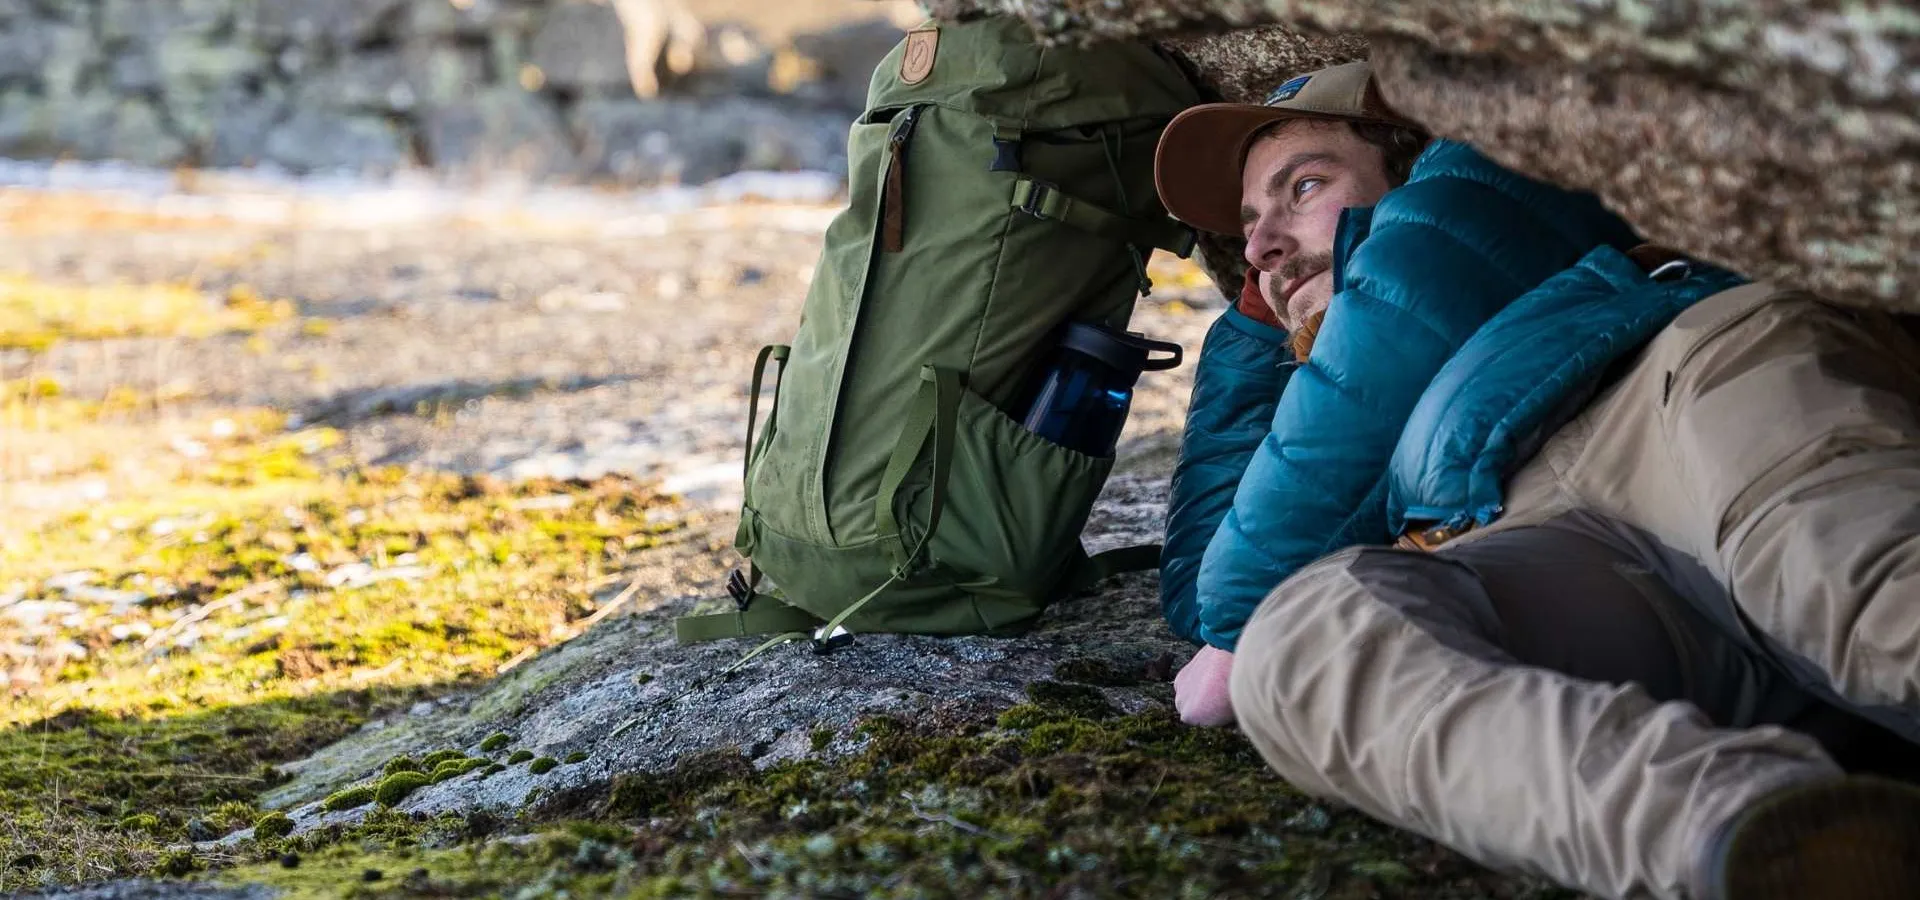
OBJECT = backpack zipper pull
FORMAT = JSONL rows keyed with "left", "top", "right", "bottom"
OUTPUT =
{"left": 880, "top": 106, "right": 923, "bottom": 253}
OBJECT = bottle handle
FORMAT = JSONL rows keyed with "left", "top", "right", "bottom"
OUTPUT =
{"left": 1136, "top": 335, "right": 1183, "bottom": 372}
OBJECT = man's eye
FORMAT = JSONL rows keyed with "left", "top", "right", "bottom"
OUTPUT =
{"left": 1293, "top": 177, "right": 1324, "bottom": 199}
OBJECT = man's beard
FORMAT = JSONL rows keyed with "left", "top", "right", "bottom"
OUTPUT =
{"left": 1274, "top": 251, "right": 1334, "bottom": 332}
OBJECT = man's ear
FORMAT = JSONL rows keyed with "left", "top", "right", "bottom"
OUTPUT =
{"left": 1290, "top": 308, "right": 1326, "bottom": 362}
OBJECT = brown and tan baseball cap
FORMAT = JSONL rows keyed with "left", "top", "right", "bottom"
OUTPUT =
{"left": 1154, "top": 60, "right": 1414, "bottom": 235}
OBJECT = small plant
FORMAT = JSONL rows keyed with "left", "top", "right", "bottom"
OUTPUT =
{"left": 252, "top": 812, "right": 295, "bottom": 840}
{"left": 419, "top": 749, "right": 465, "bottom": 769}
{"left": 563, "top": 751, "right": 588, "bottom": 764}
{"left": 156, "top": 849, "right": 197, "bottom": 877}
{"left": 528, "top": 757, "right": 559, "bottom": 775}
{"left": 321, "top": 785, "right": 376, "bottom": 811}
{"left": 382, "top": 755, "right": 422, "bottom": 776}
{"left": 507, "top": 750, "right": 534, "bottom": 764}
{"left": 480, "top": 733, "right": 512, "bottom": 753}
{"left": 374, "top": 771, "right": 433, "bottom": 807}
{"left": 118, "top": 813, "right": 160, "bottom": 834}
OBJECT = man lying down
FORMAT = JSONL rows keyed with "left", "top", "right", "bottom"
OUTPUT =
{"left": 1154, "top": 59, "right": 1920, "bottom": 900}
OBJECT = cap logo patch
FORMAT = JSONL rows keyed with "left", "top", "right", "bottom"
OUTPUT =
{"left": 1265, "top": 75, "right": 1311, "bottom": 105}
{"left": 900, "top": 27, "right": 938, "bottom": 85}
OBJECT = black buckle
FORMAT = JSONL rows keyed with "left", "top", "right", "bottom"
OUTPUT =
{"left": 726, "top": 569, "right": 753, "bottom": 611}
{"left": 989, "top": 137, "right": 1022, "bottom": 173}
{"left": 1017, "top": 182, "right": 1053, "bottom": 219}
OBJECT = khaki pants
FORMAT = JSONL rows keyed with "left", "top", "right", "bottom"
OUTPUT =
{"left": 1230, "top": 284, "right": 1920, "bottom": 899}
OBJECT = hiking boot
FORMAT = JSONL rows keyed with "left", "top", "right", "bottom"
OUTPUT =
{"left": 1691, "top": 775, "right": 1920, "bottom": 900}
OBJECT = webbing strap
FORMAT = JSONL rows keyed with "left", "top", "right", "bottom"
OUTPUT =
{"left": 1067, "top": 543, "right": 1162, "bottom": 593}
{"left": 741, "top": 344, "right": 790, "bottom": 483}
{"left": 736, "top": 344, "right": 789, "bottom": 550}
{"left": 874, "top": 365, "right": 962, "bottom": 570}
{"left": 810, "top": 561, "right": 910, "bottom": 649}
{"left": 674, "top": 600, "right": 823, "bottom": 643}
{"left": 1011, "top": 178, "right": 1197, "bottom": 258}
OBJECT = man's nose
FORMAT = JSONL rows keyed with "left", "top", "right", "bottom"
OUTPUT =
{"left": 1243, "top": 213, "right": 1295, "bottom": 272}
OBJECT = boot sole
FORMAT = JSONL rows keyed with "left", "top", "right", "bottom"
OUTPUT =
{"left": 1718, "top": 777, "right": 1920, "bottom": 900}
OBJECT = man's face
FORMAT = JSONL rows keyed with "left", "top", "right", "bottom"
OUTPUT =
{"left": 1238, "top": 120, "right": 1393, "bottom": 331}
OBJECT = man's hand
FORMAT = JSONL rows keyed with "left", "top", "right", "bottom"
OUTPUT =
{"left": 1173, "top": 645, "right": 1236, "bottom": 726}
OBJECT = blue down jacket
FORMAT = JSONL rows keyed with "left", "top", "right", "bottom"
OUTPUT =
{"left": 1161, "top": 140, "right": 1642, "bottom": 650}
{"left": 1160, "top": 304, "right": 1296, "bottom": 643}
{"left": 1388, "top": 247, "right": 1745, "bottom": 532}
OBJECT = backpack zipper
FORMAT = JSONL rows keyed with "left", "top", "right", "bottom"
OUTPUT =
{"left": 879, "top": 105, "right": 924, "bottom": 253}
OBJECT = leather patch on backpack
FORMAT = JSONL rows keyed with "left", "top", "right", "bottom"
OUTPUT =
{"left": 901, "top": 27, "right": 938, "bottom": 84}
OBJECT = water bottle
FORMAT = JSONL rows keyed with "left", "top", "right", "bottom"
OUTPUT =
{"left": 1019, "top": 323, "right": 1182, "bottom": 457}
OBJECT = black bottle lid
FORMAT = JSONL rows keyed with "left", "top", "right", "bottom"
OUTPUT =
{"left": 1058, "top": 323, "right": 1183, "bottom": 386}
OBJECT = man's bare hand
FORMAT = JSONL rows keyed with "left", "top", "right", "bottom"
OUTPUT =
{"left": 1173, "top": 645, "right": 1236, "bottom": 727}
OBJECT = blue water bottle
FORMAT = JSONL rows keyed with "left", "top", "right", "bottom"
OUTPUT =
{"left": 1020, "top": 323, "right": 1183, "bottom": 456}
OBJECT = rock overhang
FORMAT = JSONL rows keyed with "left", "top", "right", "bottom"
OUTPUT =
{"left": 925, "top": 0, "right": 1919, "bottom": 312}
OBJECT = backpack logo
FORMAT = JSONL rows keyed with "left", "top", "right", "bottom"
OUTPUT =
{"left": 1266, "top": 75, "right": 1311, "bottom": 105}
{"left": 901, "top": 28, "right": 938, "bottom": 84}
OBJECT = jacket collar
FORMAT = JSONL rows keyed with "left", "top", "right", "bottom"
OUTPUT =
{"left": 1331, "top": 205, "right": 1376, "bottom": 298}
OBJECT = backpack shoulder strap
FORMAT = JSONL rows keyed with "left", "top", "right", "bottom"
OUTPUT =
{"left": 1011, "top": 178, "right": 1196, "bottom": 258}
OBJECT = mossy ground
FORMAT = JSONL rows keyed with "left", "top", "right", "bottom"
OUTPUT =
{"left": 0, "top": 386, "right": 682, "bottom": 891}
{"left": 213, "top": 684, "right": 1574, "bottom": 899}
{"left": 0, "top": 273, "right": 293, "bottom": 352}
{"left": 2, "top": 259, "right": 1554, "bottom": 897}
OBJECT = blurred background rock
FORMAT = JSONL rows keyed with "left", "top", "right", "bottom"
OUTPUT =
{"left": 0, "top": 0, "right": 924, "bottom": 183}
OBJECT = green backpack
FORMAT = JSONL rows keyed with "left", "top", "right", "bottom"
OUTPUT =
{"left": 674, "top": 16, "right": 1201, "bottom": 648}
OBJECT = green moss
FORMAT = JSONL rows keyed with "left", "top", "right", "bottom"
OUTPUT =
{"left": 480, "top": 764, "right": 506, "bottom": 778}
{"left": 381, "top": 755, "right": 422, "bottom": 776}
{"left": 431, "top": 758, "right": 490, "bottom": 784}
{"left": 374, "top": 771, "right": 433, "bottom": 807}
{"left": 810, "top": 728, "right": 835, "bottom": 752}
{"left": 1022, "top": 681, "right": 1117, "bottom": 719}
{"left": 1, "top": 428, "right": 684, "bottom": 889}
{"left": 605, "top": 749, "right": 752, "bottom": 819}
{"left": 419, "top": 749, "right": 465, "bottom": 769}
{"left": 320, "top": 785, "right": 375, "bottom": 812}
{"left": 212, "top": 703, "right": 1564, "bottom": 899}
{"left": 480, "top": 733, "right": 512, "bottom": 753}
{"left": 1021, "top": 719, "right": 1114, "bottom": 755}
{"left": 252, "top": 811, "right": 295, "bottom": 840}
{"left": 118, "top": 813, "right": 160, "bottom": 833}
{"left": 507, "top": 750, "right": 533, "bottom": 764}
{"left": 564, "top": 752, "right": 589, "bottom": 765}
{"left": 528, "top": 757, "right": 559, "bottom": 775}
{"left": 209, "top": 800, "right": 260, "bottom": 833}
{"left": 0, "top": 276, "right": 293, "bottom": 352}
{"left": 1053, "top": 656, "right": 1142, "bottom": 687}
{"left": 155, "top": 848, "right": 197, "bottom": 877}
{"left": 995, "top": 703, "right": 1054, "bottom": 730}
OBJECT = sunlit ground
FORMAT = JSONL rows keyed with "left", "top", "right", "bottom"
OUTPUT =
{"left": 0, "top": 175, "right": 1553, "bottom": 900}
{"left": 0, "top": 181, "right": 693, "bottom": 889}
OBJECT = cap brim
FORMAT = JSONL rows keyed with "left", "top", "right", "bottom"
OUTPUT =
{"left": 1153, "top": 103, "right": 1389, "bottom": 237}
